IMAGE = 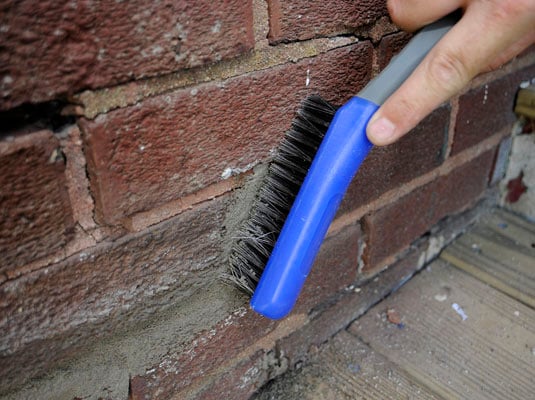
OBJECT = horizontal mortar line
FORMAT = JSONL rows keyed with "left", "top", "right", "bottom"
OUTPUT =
{"left": 128, "top": 121, "right": 509, "bottom": 235}
{"left": 0, "top": 125, "right": 507, "bottom": 286}
{"left": 0, "top": 177, "right": 249, "bottom": 284}
{"left": 125, "top": 170, "right": 252, "bottom": 232}
{"left": 169, "top": 312, "right": 308, "bottom": 398}
{"left": 328, "top": 128, "right": 509, "bottom": 237}
{"left": 74, "top": 36, "right": 360, "bottom": 119}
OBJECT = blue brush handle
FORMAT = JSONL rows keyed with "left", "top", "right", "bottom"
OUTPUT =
{"left": 250, "top": 96, "right": 378, "bottom": 319}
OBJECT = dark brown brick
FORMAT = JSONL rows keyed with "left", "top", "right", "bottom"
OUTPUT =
{"left": 339, "top": 105, "right": 449, "bottom": 215}
{"left": 376, "top": 31, "right": 412, "bottom": 70}
{"left": 0, "top": 0, "right": 254, "bottom": 110}
{"left": 362, "top": 148, "right": 496, "bottom": 270}
{"left": 0, "top": 196, "right": 229, "bottom": 392}
{"left": 0, "top": 130, "right": 73, "bottom": 272}
{"left": 79, "top": 42, "right": 374, "bottom": 224}
{"left": 267, "top": 0, "right": 387, "bottom": 44}
{"left": 452, "top": 64, "right": 535, "bottom": 154}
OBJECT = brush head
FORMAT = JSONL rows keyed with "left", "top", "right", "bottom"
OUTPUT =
{"left": 227, "top": 95, "right": 337, "bottom": 295}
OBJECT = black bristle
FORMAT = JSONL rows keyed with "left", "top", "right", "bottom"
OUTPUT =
{"left": 227, "top": 95, "right": 337, "bottom": 295}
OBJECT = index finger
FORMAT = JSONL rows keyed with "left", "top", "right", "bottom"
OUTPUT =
{"left": 388, "top": 0, "right": 463, "bottom": 31}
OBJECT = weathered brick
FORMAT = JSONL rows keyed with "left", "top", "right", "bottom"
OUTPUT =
{"left": 194, "top": 350, "right": 280, "bottom": 400}
{"left": 0, "top": 130, "right": 73, "bottom": 272}
{"left": 0, "top": 0, "right": 254, "bottom": 110}
{"left": 130, "top": 309, "right": 281, "bottom": 400}
{"left": 376, "top": 31, "right": 412, "bottom": 70}
{"left": 129, "top": 223, "right": 361, "bottom": 399}
{"left": 267, "top": 0, "right": 387, "bottom": 44}
{"left": 452, "top": 64, "right": 535, "bottom": 154}
{"left": 339, "top": 105, "right": 449, "bottom": 215}
{"left": 362, "top": 149, "right": 496, "bottom": 270}
{"left": 0, "top": 195, "right": 228, "bottom": 392}
{"left": 294, "top": 223, "right": 362, "bottom": 314}
{"left": 79, "top": 42, "right": 373, "bottom": 224}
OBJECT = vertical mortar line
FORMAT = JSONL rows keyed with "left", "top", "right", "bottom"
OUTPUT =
{"left": 445, "top": 95, "right": 459, "bottom": 159}
{"left": 73, "top": 118, "right": 106, "bottom": 241}
{"left": 356, "top": 217, "right": 368, "bottom": 275}
{"left": 252, "top": 0, "right": 270, "bottom": 49}
{"left": 370, "top": 39, "right": 381, "bottom": 77}
{"left": 357, "top": 216, "right": 371, "bottom": 275}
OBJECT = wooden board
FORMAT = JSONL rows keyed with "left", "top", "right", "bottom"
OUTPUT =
{"left": 441, "top": 209, "right": 535, "bottom": 307}
{"left": 350, "top": 260, "right": 535, "bottom": 400}
{"left": 253, "top": 330, "right": 442, "bottom": 400}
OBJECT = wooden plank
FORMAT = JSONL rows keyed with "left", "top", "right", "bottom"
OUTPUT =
{"left": 350, "top": 260, "right": 535, "bottom": 400}
{"left": 441, "top": 209, "right": 535, "bottom": 307}
{"left": 253, "top": 330, "right": 443, "bottom": 400}
{"left": 484, "top": 209, "right": 535, "bottom": 249}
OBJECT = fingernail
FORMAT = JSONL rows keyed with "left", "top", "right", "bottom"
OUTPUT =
{"left": 367, "top": 116, "right": 396, "bottom": 144}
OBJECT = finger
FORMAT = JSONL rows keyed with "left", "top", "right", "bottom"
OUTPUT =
{"left": 387, "top": 0, "right": 463, "bottom": 31}
{"left": 367, "top": 1, "right": 533, "bottom": 146}
{"left": 487, "top": 30, "right": 535, "bottom": 71}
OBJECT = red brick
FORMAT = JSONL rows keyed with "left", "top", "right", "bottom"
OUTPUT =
{"left": 362, "top": 149, "right": 496, "bottom": 270}
{"left": 339, "top": 105, "right": 449, "bottom": 215}
{"left": 0, "top": 196, "right": 229, "bottom": 392}
{"left": 0, "top": 130, "right": 73, "bottom": 272}
{"left": 79, "top": 42, "right": 373, "bottom": 224}
{"left": 130, "top": 309, "right": 280, "bottom": 400}
{"left": 294, "top": 223, "right": 362, "bottom": 314}
{"left": 452, "top": 64, "right": 535, "bottom": 154}
{"left": 194, "top": 351, "right": 275, "bottom": 400}
{"left": 129, "top": 224, "right": 361, "bottom": 399}
{"left": 0, "top": 0, "right": 254, "bottom": 110}
{"left": 267, "top": 0, "right": 387, "bottom": 44}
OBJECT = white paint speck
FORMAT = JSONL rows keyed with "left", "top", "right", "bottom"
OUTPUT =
{"left": 221, "top": 161, "right": 259, "bottom": 179}
{"left": 514, "top": 310, "right": 520, "bottom": 317}
{"left": 482, "top": 84, "right": 488, "bottom": 104}
{"left": 151, "top": 45, "right": 164, "bottom": 55}
{"left": 520, "top": 80, "right": 531, "bottom": 89}
{"left": 306, "top": 68, "right": 310, "bottom": 87}
{"left": 211, "top": 20, "right": 222, "bottom": 34}
{"left": 2, "top": 75, "right": 13, "bottom": 85}
{"left": 434, "top": 293, "right": 448, "bottom": 302}
{"left": 221, "top": 167, "right": 233, "bottom": 180}
{"left": 452, "top": 303, "right": 468, "bottom": 321}
{"left": 139, "top": 145, "right": 146, "bottom": 152}
{"left": 190, "top": 88, "right": 198, "bottom": 96}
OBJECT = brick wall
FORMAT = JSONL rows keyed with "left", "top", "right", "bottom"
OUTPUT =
{"left": 1, "top": 1, "right": 534, "bottom": 399}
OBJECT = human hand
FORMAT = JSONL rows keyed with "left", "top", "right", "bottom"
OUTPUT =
{"left": 366, "top": 0, "right": 535, "bottom": 146}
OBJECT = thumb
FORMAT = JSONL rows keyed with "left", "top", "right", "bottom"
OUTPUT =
{"left": 367, "top": 28, "right": 474, "bottom": 145}
{"left": 366, "top": 1, "right": 530, "bottom": 146}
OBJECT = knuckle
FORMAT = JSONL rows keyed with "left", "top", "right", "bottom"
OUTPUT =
{"left": 426, "top": 51, "right": 469, "bottom": 93}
